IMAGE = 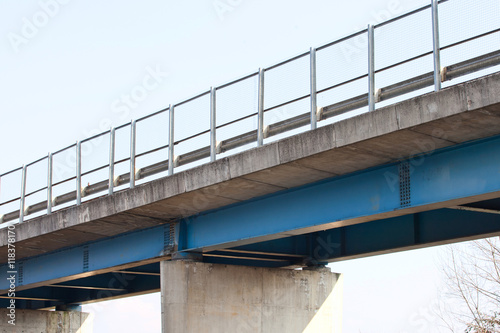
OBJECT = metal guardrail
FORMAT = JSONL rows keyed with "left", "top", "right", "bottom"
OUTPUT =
{"left": 1, "top": 0, "right": 500, "bottom": 225}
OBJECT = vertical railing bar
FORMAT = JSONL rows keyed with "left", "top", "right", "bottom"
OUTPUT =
{"left": 310, "top": 47, "right": 318, "bottom": 130}
{"left": 19, "top": 165, "right": 27, "bottom": 222}
{"left": 368, "top": 25, "right": 375, "bottom": 112}
{"left": 108, "top": 127, "right": 116, "bottom": 195}
{"left": 210, "top": 87, "right": 217, "bottom": 162}
{"left": 130, "top": 120, "right": 137, "bottom": 189}
{"left": 431, "top": 0, "right": 442, "bottom": 91}
{"left": 76, "top": 141, "right": 82, "bottom": 205}
{"left": 257, "top": 68, "right": 265, "bottom": 146}
{"left": 168, "top": 105, "right": 175, "bottom": 175}
{"left": 47, "top": 153, "right": 53, "bottom": 214}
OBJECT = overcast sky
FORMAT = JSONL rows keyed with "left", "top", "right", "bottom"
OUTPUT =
{"left": 1, "top": 0, "right": 498, "bottom": 332}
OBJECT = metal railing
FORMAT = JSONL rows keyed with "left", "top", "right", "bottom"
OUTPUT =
{"left": 1, "top": 0, "right": 500, "bottom": 226}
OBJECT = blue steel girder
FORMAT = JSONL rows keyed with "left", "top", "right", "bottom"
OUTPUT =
{"left": 0, "top": 225, "right": 171, "bottom": 292}
{"left": 178, "top": 135, "right": 500, "bottom": 252}
{"left": 2, "top": 135, "right": 500, "bottom": 295}
{"left": 225, "top": 208, "right": 500, "bottom": 265}
{"left": 0, "top": 272, "right": 160, "bottom": 309}
{"left": 8, "top": 206, "right": 500, "bottom": 309}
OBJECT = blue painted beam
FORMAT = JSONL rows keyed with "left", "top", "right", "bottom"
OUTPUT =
{"left": 228, "top": 208, "right": 500, "bottom": 263}
{"left": 341, "top": 208, "right": 500, "bottom": 258}
{"left": 0, "top": 299, "right": 57, "bottom": 310}
{"left": 182, "top": 136, "right": 500, "bottom": 251}
{"left": 0, "top": 225, "right": 170, "bottom": 292}
{"left": 2, "top": 207, "right": 499, "bottom": 303}
{"left": 0, "top": 273, "right": 160, "bottom": 309}
{"left": 208, "top": 250, "right": 305, "bottom": 262}
{"left": 203, "top": 256, "right": 296, "bottom": 268}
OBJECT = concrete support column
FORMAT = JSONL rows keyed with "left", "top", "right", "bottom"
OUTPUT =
{"left": 0, "top": 309, "right": 93, "bottom": 332}
{"left": 161, "top": 261, "right": 343, "bottom": 333}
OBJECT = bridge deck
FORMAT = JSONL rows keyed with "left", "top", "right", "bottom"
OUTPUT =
{"left": 1, "top": 71, "right": 499, "bottom": 263}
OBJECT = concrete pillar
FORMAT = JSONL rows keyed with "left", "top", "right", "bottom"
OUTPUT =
{"left": 0, "top": 309, "right": 93, "bottom": 333}
{"left": 161, "top": 261, "right": 343, "bottom": 333}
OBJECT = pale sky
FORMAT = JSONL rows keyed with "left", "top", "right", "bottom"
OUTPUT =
{"left": 0, "top": 0, "right": 498, "bottom": 332}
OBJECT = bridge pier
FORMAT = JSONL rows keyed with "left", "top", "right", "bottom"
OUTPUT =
{"left": 0, "top": 308, "right": 93, "bottom": 332}
{"left": 160, "top": 260, "right": 343, "bottom": 333}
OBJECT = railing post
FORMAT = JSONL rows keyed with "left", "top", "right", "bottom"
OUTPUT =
{"left": 310, "top": 47, "right": 318, "bottom": 129}
{"left": 168, "top": 105, "right": 175, "bottom": 175}
{"left": 368, "top": 24, "right": 375, "bottom": 112}
{"left": 19, "top": 165, "right": 26, "bottom": 222}
{"left": 108, "top": 128, "right": 115, "bottom": 195}
{"left": 130, "top": 120, "right": 136, "bottom": 189}
{"left": 257, "top": 68, "right": 265, "bottom": 146}
{"left": 431, "top": 0, "right": 441, "bottom": 91}
{"left": 47, "top": 153, "right": 53, "bottom": 214}
{"left": 210, "top": 87, "right": 217, "bottom": 162}
{"left": 76, "top": 141, "right": 82, "bottom": 205}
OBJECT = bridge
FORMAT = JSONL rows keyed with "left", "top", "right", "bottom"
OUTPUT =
{"left": 1, "top": 1, "right": 500, "bottom": 332}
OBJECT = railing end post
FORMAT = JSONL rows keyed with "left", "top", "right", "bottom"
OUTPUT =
{"left": 368, "top": 24, "right": 376, "bottom": 112}
{"left": 130, "top": 120, "right": 137, "bottom": 189}
{"left": 310, "top": 47, "right": 318, "bottom": 130}
{"left": 76, "top": 141, "right": 82, "bottom": 205}
{"left": 210, "top": 87, "right": 217, "bottom": 162}
{"left": 257, "top": 68, "right": 265, "bottom": 146}
{"left": 431, "top": 0, "right": 442, "bottom": 91}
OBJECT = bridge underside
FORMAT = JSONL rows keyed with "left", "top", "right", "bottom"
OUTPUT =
{"left": 2, "top": 72, "right": 500, "bottom": 309}
{"left": 3, "top": 202, "right": 500, "bottom": 309}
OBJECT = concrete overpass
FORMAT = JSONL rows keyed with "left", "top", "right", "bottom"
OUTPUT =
{"left": 1, "top": 1, "right": 500, "bottom": 331}
{"left": 1, "top": 70, "right": 500, "bottom": 331}
{"left": 3, "top": 71, "right": 500, "bottom": 264}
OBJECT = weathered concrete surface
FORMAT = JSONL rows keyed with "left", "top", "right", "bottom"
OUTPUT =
{"left": 0, "top": 309, "right": 93, "bottom": 333}
{"left": 160, "top": 261, "right": 342, "bottom": 333}
{"left": 1, "top": 71, "right": 500, "bottom": 263}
